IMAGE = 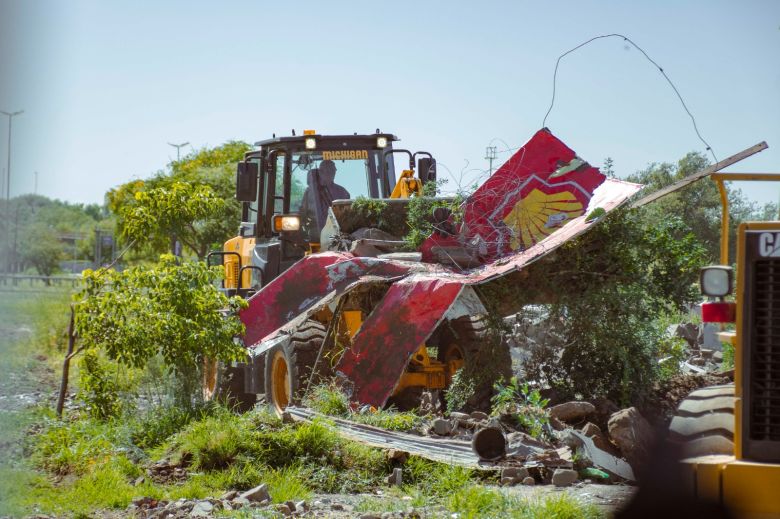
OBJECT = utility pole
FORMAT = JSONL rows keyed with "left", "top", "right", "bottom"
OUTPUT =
{"left": 34, "top": 171, "right": 38, "bottom": 195}
{"left": 168, "top": 141, "right": 190, "bottom": 162}
{"left": 485, "top": 146, "right": 497, "bottom": 175}
{"left": 1, "top": 109, "right": 23, "bottom": 274}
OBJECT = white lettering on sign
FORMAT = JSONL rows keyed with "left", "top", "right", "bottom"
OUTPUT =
{"left": 758, "top": 232, "right": 780, "bottom": 257}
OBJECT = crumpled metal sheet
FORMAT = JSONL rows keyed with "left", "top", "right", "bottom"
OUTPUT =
{"left": 421, "top": 129, "right": 606, "bottom": 264}
{"left": 240, "top": 253, "right": 416, "bottom": 348}
{"left": 286, "top": 407, "right": 490, "bottom": 469}
{"left": 335, "top": 276, "right": 463, "bottom": 404}
{"left": 239, "top": 130, "right": 642, "bottom": 407}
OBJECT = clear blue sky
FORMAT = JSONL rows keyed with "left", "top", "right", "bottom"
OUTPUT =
{"left": 1, "top": 1, "right": 778, "bottom": 206}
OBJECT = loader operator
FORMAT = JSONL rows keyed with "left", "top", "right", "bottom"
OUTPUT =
{"left": 300, "top": 159, "right": 350, "bottom": 241}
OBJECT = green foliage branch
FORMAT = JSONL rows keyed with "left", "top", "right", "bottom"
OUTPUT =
{"left": 404, "top": 179, "right": 464, "bottom": 250}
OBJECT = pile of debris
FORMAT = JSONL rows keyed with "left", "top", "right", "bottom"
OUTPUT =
{"left": 666, "top": 318, "right": 727, "bottom": 374}
{"left": 289, "top": 397, "right": 660, "bottom": 490}
{"left": 424, "top": 401, "right": 653, "bottom": 486}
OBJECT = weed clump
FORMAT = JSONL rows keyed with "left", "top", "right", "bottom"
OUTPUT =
{"left": 303, "top": 382, "right": 425, "bottom": 431}
{"left": 491, "top": 377, "right": 551, "bottom": 440}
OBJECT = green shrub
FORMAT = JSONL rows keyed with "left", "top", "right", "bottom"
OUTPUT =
{"left": 78, "top": 350, "right": 122, "bottom": 420}
{"left": 491, "top": 377, "right": 550, "bottom": 440}
{"left": 445, "top": 369, "right": 476, "bottom": 414}
{"left": 495, "top": 210, "right": 707, "bottom": 405}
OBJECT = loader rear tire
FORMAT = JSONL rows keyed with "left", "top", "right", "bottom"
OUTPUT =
{"left": 668, "top": 383, "right": 735, "bottom": 458}
{"left": 437, "top": 315, "right": 512, "bottom": 413}
{"left": 202, "top": 358, "right": 256, "bottom": 412}
{"left": 264, "top": 320, "right": 326, "bottom": 416}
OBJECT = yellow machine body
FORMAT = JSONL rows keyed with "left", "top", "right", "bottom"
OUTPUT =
{"left": 679, "top": 198, "right": 780, "bottom": 517}
{"left": 222, "top": 235, "right": 256, "bottom": 290}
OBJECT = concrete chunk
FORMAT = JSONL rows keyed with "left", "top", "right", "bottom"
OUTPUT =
{"left": 552, "top": 468, "right": 578, "bottom": 487}
{"left": 550, "top": 401, "right": 595, "bottom": 423}
{"left": 239, "top": 483, "right": 270, "bottom": 503}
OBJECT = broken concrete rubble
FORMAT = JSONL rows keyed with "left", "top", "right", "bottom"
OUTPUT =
{"left": 432, "top": 417, "right": 452, "bottom": 436}
{"left": 607, "top": 407, "right": 655, "bottom": 469}
{"left": 549, "top": 401, "right": 595, "bottom": 423}
{"left": 240, "top": 483, "right": 271, "bottom": 503}
{"left": 552, "top": 468, "right": 579, "bottom": 487}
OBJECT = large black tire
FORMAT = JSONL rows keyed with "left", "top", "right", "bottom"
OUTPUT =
{"left": 668, "top": 383, "right": 735, "bottom": 458}
{"left": 264, "top": 320, "right": 327, "bottom": 415}
{"left": 436, "top": 315, "right": 512, "bottom": 412}
{"left": 202, "top": 359, "right": 256, "bottom": 412}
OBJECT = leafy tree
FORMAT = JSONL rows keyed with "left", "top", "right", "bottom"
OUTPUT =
{"left": 116, "top": 181, "right": 228, "bottom": 259}
{"left": 72, "top": 255, "right": 247, "bottom": 413}
{"left": 628, "top": 152, "right": 777, "bottom": 262}
{"left": 1, "top": 194, "right": 112, "bottom": 274}
{"left": 19, "top": 223, "right": 64, "bottom": 278}
{"left": 107, "top": 141, "right": 250, "bottom": 259}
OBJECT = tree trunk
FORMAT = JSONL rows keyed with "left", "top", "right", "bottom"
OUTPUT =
{"left": 56, "top": 306, "right": 76, "bottom": 418}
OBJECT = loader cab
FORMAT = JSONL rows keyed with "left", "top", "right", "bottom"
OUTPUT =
{"left": 219, "top": 131, "right": 401, "bottom": 294}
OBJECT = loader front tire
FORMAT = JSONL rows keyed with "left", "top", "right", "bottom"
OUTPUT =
{"left": 264, "top": 320, "right": 326, "bottom": 415}
{"left": 668, "top": 383, "right": 735, "bottom": 458}
{"left": 437, "top": 315, "right": 512, "bottom": 412}
{"left": 202, "top": 358, "right": 256, "bottom": 412}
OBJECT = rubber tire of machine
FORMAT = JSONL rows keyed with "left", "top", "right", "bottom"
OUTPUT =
{"left": 436, "top": 315, "right": 513, "bottom": 412}
{"left": 264, "top": 320, "right": 326, "bottom": 415}
{"left": 667, "top": 383, "right": 735, "bottom": 458}
{"left": 202, "top": 359, "right": 257, "bottom": 412}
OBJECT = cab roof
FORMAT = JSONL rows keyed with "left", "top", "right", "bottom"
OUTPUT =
{"left": 254, "top": 132, "right": 398, "bottom": 147}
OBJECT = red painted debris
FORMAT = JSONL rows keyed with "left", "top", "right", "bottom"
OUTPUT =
{"left": 336, "top": 277, "right": 462, "bottom": 406}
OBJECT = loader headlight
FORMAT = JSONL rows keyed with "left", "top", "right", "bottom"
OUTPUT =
{"left": 304, "top": 137, "right": 316, "bottom": 150}
{"left": 700, "top": 265, "right": 733, "bottom": 297}
{"left": 376, "top": 136, "right": 388, "bottom": 148}
{"left": 273, "top": 214, "right": 301, "bottom": 232}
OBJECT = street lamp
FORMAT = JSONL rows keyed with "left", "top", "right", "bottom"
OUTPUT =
{"left": 168, "top": 141, "right": 190, "bottom": 162}
{"left": 1, "top": 109, "right": 22, "bottom": 274}
{"left": 0, "top": 109, "right": 23, "bottom": 201}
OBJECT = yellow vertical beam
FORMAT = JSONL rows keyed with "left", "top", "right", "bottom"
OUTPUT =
{"left": 715, "top": 179, "right": 729, "bottom": 265}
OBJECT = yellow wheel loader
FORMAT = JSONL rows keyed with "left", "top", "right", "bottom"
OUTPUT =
{"left": 204, "top": 130, "right": 499, "bottom": 412}
{"left": 669, "top": 172, "right": 780, "bottom": 518}
{"left": 204, "top": 128, "right": 647, "bottom": 417}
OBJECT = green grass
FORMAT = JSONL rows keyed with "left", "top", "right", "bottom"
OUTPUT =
{"left": 304, "top": 382, "right": 425, "bottom": 431}
{"left": 447, "top": 487, "right": 603, "bottom": 519}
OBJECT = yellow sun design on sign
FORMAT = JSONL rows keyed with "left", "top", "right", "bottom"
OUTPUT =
{"left": 503, "top": 188, "right": 584, "bottom": 249}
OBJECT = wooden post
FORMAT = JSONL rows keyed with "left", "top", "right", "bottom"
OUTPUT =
{"left": 631, "top": 142, "right": 768, "bottom": 208}
{"left": 56, "top": 305, "right": 76, "bottom": 418}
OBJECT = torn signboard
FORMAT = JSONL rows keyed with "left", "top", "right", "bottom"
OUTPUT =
{"left": 240, "top": 129, "right": 642, "bottom": 408}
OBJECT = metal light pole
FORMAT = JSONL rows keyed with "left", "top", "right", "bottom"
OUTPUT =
{"left": 1, "top": 109, "right": 23, "bottom": 274}
{"left": 1, "top": 110, "right": 24, "bottom": 201}
{"left": 485, "top": 146, "right": 497, "bottom": 175}
{"left": 168, "top": 141, "right": 190, "bottom": 162}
